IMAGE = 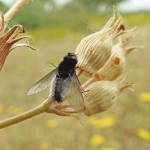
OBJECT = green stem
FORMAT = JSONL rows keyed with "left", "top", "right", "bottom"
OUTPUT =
{"left": 0, "top": 103, "right": 46, "bottom": 129}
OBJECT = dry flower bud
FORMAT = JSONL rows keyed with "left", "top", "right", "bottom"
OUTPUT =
{"left": 75, "top": 9, "right": 124, "bottom": 77}
{"left": 94, "top": 35, "right": 142, "bottom": 81}
{"left": 0, "top": 11, "right": 36, "bottom": 71}
{"left": 83, "top": 74, "right": 133, "bottom": 116}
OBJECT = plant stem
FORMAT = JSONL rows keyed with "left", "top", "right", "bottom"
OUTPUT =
{"left": 0, "top": 102, "right": 46, "bottom": 129}
{"left": 4, "top": 0, "right": 28, "bottom": 30}
{"left": 81, "top": 75, "right": 98, "bottom": 89}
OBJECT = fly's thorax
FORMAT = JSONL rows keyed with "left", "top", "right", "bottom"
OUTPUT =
{"left": 58, "top": 58, "right": 76, "bottom": 78}
{"left": 64, "top": 53, "right": 78, "bottom": 64}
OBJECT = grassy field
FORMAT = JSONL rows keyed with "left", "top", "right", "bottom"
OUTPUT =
{"left": 0, "top": 12, "right": 150, "bottom": 150}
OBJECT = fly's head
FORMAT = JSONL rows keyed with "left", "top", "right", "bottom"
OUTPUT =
{"left": 64, "top": 53, "right": 78, "bottom": 65}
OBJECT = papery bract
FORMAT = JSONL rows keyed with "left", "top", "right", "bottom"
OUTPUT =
{"left": 83, "top": 74, "right": 133, "bottom": 116}
{"left": 75, "top": 8, "right": 124, "bottom": 77}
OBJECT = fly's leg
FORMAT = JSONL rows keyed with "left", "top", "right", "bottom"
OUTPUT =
{"left": 81, "top": 89, "right": 90, "bottom": 97}
{"left": 47, "top": 105, "right": 77, "bottom": 115}
{"left": 54, "top": 104, "right": 72, "bottom": 110}
{"left": 47, "top": 106, "right": 83, "bottom": 125}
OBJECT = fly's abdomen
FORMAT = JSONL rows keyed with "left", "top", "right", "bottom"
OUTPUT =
{"left": 53, "top": 77, "right": 63, "bottom": 102}
{"left": 53, "top": 76, "right": 71, "bottom": 103}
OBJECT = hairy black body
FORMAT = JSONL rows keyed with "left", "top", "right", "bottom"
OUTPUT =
{"left": 27, "top": 53, "right": 84, "bottom": 112}
{"left": 57, "top": 53, "right": 77, "bottom": 78}
{"left": 54, "top": 53, "right": 77, "bottom": 102}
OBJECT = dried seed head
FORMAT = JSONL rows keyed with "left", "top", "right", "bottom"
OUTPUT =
{"left": 94, "top": 35, "right": 143, "bottom": 81}
{"left": 83, "top": 74, "right": 133, "bottom": 116}
{"left": 75, "top": 9, "right": 124, "bottom": 77}
{"left": 0, "top": 11, "right": 36, "bottom": 71}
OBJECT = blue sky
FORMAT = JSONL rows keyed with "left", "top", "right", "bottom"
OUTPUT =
{"left": 1, "top": 0, "right": 150, "bottom": 12}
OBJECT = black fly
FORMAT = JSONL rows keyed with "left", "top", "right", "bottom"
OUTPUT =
{"left": 27, "top": 53, "right": 84, "bottom": 112}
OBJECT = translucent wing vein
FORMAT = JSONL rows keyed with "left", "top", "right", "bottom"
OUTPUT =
{"left": 66, "top": 73, "right": 84, "bottom": 112}
{"left": 27, "top": 69, "right": 57, "bottom": 95}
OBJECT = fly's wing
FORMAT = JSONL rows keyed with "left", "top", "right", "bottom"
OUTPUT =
{"left": 66, "top": 72, "right": 84, "bottom": 112}
{"left": 27, "top": 68, "right": 57, "bottom": 95}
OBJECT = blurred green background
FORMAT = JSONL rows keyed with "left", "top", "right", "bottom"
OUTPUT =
{"left": 0, "top": 0, "right": 150, "bottom": 150}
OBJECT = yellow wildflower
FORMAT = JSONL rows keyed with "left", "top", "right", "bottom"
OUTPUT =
{"left": 86, "top": 117, "right": 99, "bottom": 125}
{"left": 8, "top": 106, "right": 15, "bottom": 113}
{"left": 94, "top": 116, "right": 115, "bottom": 128}
{"left": 90, "top": 134, "right": 105, "bottom": 146}
{"left": 138, "top": 92, "right": 150, "bottom": 102}
{"left": 45, "top": 119, "right": 58, "bottom": 128}
{"left": 137, "top": 128, "right": 150, "bottom": 141}
{"left": 87, "top": 116, "right": 115, "bottom": 128}
{"left": 40, "top": 143, "right": 49, "bottom": 150}
{"left": 54, "top": 149, "right": 64, "bottom": 150}
{"left": 8, "top": 106, "right": 24, "bottom": 115}
{"left": 0, "top": 105, "right": 4, "bottom": 113}
{"left": 101, "top": 148, "right": 116, "bottom": 150}
{"left": 14, "top": 107, "right": 24, "bottom": 115}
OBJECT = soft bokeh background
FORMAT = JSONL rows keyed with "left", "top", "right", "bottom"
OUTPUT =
{"left": 0, "top": 0, "right": 150, "bottom": 150}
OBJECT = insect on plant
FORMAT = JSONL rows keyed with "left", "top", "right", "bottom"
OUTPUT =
{"left": 27, "top": 53, "right": 85, "bottom": 113}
